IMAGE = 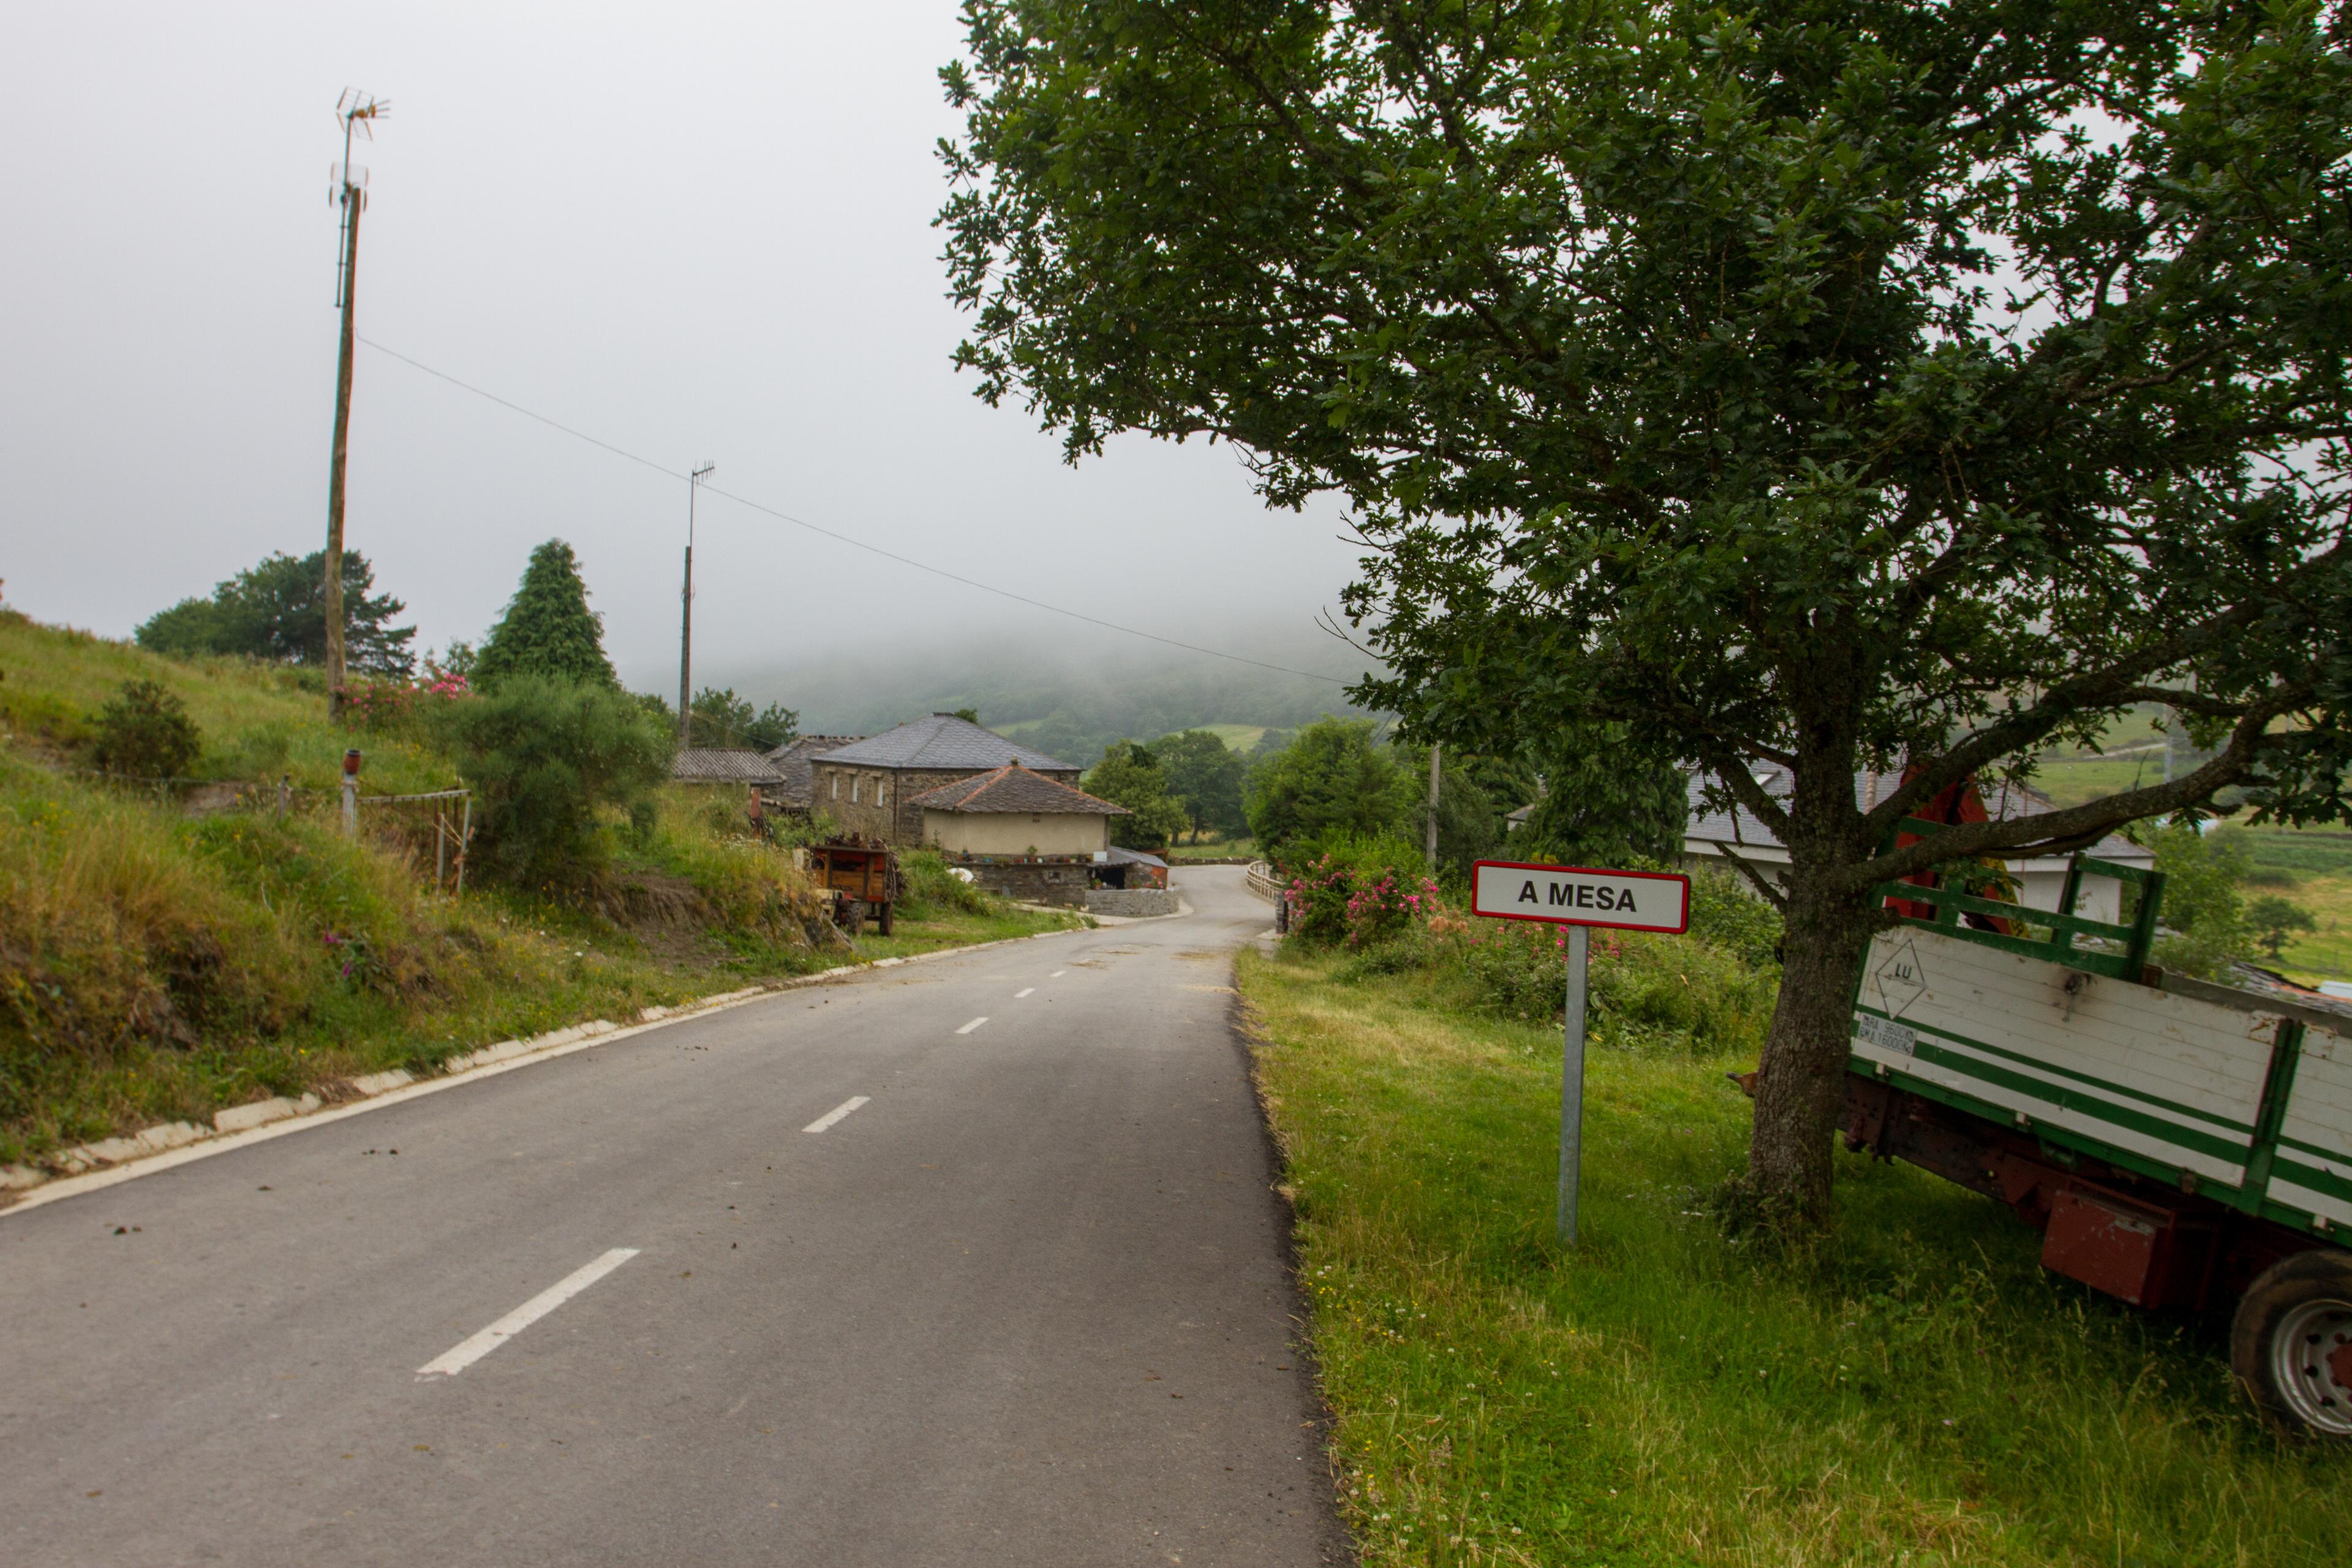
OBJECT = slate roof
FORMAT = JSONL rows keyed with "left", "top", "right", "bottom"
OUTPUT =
{"left": 908, "top": 764, "right": 1130, "bottom": 816}
{"left": 1683, "top": 766, "right": 2151, "bottom": 864}
{"left": 672, "top": 748, "right": 785, "bottom": 784}
{"left": 1105, "top": 845, "right": 1168, "bottom": 870}
{"left": 814, "top": 714, "right": 1078, "bottom": 774}
{"left": 763, "top": 734, "right": 864, "bottom": 807}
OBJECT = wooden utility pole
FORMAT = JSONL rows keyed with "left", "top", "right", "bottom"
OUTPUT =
{"left": 324, "top": 91, "right": 386, "bottom": 718}
{"left": 324, "top": 184, "right": 360, "bottom": 715}
{"left": 678, "top": 462, "right": 714, "bottom": 744}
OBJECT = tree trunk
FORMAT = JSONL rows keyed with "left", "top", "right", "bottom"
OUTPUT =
{"left": 1743, "top": 869, "right": 1879, "bottom": 1224}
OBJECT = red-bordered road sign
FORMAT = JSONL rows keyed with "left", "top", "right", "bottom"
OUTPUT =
{"left": 1471, "top": 859, "right": 1691, "bottom": 935}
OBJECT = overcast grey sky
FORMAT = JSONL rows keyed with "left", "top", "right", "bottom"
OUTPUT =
{"left": 0, "top": 1, "right": 1370, "bottom": 700}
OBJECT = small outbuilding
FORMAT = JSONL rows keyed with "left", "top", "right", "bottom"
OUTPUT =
{"left": 671, "top": 748, "right": 785, "bottom": 787}
{"left": 909, "top": 763, "right": 1130, "bottom": 905}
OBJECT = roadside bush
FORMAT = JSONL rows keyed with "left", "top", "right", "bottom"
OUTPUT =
{"left": 430, "top": 675, "right": 673, "bottom": 888}
{"left": 897, "top": 846, "right": 998, "bottom": 919}
{"left": 88, "top": 679, "right": 202, "bottom": 779}
{"left": 1280, "top": 832, "right": 1431, "bottom": 947}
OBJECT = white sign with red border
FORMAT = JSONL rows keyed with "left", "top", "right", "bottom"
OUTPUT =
{"left": 1471, "top": 860, "right": 1690, "bottom": 934}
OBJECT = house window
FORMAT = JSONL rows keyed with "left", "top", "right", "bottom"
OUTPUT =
{"left": 830, "top": 772, "right": 839, "bottom": 800}
{"left": 851, "top": 775, "right": 861, "bottom": 804}
{"left": 876, "top": 777, "right": 887, "bottom": 806}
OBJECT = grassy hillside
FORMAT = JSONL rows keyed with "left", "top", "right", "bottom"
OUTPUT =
{"left": 0, "top": 610, "right": 1074, "bottom": 1167}
{"left": 0, "top": 614, "right": 456, "bottom": 794}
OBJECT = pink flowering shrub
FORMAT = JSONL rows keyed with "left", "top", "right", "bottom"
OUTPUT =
{"left": 1341, "top": 867, "right": 1442, "bottom": 949}
{"left": 1280, "top": 854, "right": 1355, "bottom": 946}
{"left": 339, "top": 671, "right": 472, "bottom": 736}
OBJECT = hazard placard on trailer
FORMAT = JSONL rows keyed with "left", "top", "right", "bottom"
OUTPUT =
{"left": 1470, "top": 860, "right": 1691, "bottom": 934}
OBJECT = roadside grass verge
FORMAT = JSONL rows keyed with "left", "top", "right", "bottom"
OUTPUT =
{"left": 1238, "top": 944, "right": 2351, "bottom": 1567}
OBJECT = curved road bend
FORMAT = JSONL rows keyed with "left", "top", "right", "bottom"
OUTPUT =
{"left": 1, "top": 865, "right": 1351, "bottom": 1566}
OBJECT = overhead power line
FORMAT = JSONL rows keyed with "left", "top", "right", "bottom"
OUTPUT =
{"left": 356, "top": 336, "right": 1357, "bottom": 687}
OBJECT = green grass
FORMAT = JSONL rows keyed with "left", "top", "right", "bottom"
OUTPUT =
{"left": 0, "top": 610, "right": 456, "bottom": 794}
{"left": 2265, "top": 872, "right": 2352, "bottom": 982}
{"left": 1195, "top": 722, "right": 1268, "bottom": 752}
{"left": 1170, "top": 832, "right": 1261, "bottom": 861}
{"left": 1237, "top": 944, "right": 2351, "bottom": 1567}
{"left": 0, "top": 614, "right": 1081, "bottom": 1167}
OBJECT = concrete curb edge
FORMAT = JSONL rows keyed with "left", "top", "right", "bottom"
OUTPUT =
{"left": 0, "top": 922, "right": 1090, "bottom": 1218}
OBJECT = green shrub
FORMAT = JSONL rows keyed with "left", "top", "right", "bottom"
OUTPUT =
{"left": 430, "top": 676, "right": 673, "bottom": 888}
{"left": 1687, "top": 861, "right": 1784, "bottom": 968}
{"left": 897, "top": 847, "right": 998, "bottom": 919}
{"left": 88, "top": 679, "right": 202, "bottom": 779}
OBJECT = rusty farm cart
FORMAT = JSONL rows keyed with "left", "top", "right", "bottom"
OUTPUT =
{"left": 1838, "top": 840, "right": 2352, "bottom": 1436}
{"left": 806, "top": 837, "right": 902, "bottom": 937}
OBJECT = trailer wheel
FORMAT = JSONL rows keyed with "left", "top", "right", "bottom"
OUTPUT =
{"left": 2232, "top": 1248, "right": 2352, "bottom": 1438}
{"left": 876, "top": 901, "right": 894, "bottom": 937}
{"left": 839, "top": 899, "right": 866, "bottom": 939}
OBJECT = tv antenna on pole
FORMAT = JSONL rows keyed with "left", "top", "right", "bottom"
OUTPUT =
{"left": 323, "top": 88, "right": 389, "bottom": 717}
{"left": 331, "top": 90, "right": 388, "bottom": 306}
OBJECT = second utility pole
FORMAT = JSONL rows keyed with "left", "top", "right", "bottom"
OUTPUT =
{"left": 677, "top": 461, "right": 715, "bottom": 744}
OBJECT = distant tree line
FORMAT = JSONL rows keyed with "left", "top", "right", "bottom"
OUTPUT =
{"left": 137, "top": 550, "right": 417, "bottom": 676}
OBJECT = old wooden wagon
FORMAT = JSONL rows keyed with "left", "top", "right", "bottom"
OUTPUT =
{"left": 805, "top": 837, "right": 901, "bottom": 937}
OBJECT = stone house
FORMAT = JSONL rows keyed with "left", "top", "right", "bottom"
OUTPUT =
{"left": 910, "top": 763, "right": 1129, "bottom": 905}
{"left": 761, "top": 734, "right": 864, "bottom": 813}
{"left": 809, "top": 715, "right": 1081, "bottom": 844}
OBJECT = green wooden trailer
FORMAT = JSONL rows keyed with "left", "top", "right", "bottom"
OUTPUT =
{"left": 1841, "top": 837, "right": 2352, "bottom": 1436}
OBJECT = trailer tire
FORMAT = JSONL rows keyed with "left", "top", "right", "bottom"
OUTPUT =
{"left": 2232, "top": 1248, "right": 2352, "bottom": 1438}
{"left": 840, "top": 899, "right": 866, "bottom": 939}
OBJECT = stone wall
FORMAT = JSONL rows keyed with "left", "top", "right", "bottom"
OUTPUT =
{"left": 1084, "top": 888, "right": 1180, "bottom": 918}
{"left": 960, "top": 857, "right": 1096, "bottom": 907}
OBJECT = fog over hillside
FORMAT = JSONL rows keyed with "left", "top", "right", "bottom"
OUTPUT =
{"left": 687, "top": 625, "right": 1387, "bottom": 767}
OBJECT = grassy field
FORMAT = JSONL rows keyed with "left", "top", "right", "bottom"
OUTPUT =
{"left": 2269, "top": 873, "right": 2352, "bottom": 981}
{"left": 1196, "top": 722, "right": 1269, "bottom": 753}
{"left": 1237, "top": 944, "right": 2350, "bottom": 1567}
{"left": 1170, "top": 832, "right": 1261, "bottom": 861}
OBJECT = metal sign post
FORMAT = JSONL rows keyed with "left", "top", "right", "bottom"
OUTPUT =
{"left": 1471, "top": 860, "right": 1692, "bottom": 1246}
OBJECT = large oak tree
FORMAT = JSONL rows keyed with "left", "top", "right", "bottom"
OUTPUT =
{"left": 940, "top": 0, "right": 2352, "bottom": 1219}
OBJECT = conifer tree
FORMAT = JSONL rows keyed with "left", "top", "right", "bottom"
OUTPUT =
{"left": 472, "top": 540, "right": 617, "bottom": 692}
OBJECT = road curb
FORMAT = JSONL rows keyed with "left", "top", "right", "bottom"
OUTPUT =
{"left": 0, "top": 923, "right": 1089, "bottom": 1217}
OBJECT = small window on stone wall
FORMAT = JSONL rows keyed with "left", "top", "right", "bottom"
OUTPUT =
{"left": 876, "top": 777, "right": 888, "bottom": 806}
{"left": 851, "top": 775, "right": 861, "bottom": 804}
{"left": 830, "top": 773, "right": 839, "bottom": 800}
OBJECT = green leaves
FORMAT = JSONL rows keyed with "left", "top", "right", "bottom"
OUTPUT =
{"left": 941, "top": 0, "right": 2352, "bottom": 1205}
{"left": 472, "top": 541, "right": 617, "bottom": 694}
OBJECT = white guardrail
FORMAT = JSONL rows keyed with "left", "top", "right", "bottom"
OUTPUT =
{"left": 1245, "top": 860, "right": 1283, "bottom": 903}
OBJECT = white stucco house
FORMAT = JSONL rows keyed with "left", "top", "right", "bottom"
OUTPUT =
{"left": 1681, "top": 767, "right": 2155, "bottom": 922}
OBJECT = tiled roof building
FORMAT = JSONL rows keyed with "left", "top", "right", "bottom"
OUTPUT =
{"left": 811, "top": 715, "right": 1083, "bottom": 844}
{"left": 671, "top": 748, "right": 785, "bottom": 785}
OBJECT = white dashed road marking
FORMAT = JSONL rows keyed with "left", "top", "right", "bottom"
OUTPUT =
{"left": 417, "top": 1248, "right": 639, "bottom": 1379}
{"left": 803, "top": 1096, "right": 870, "bottom": 1134}
{"left": 956, "top": 1017, "right": 989, "bottom": 1036}
{"left": 1014, "top": 987, "right": 1035, "bottom": 998}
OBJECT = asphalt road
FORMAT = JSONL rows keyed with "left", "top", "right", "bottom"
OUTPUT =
{"left": 1, "top": 865, "right": 1350, "bottom": 1567}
